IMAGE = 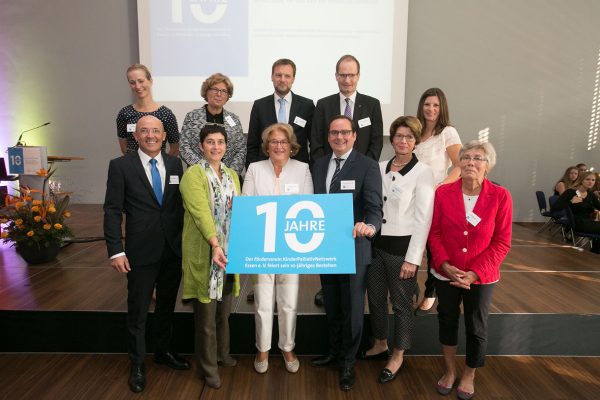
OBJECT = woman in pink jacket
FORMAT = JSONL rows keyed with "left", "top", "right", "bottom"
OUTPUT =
{"left": 428, "top": 140, "right": 512, "bottom": 400}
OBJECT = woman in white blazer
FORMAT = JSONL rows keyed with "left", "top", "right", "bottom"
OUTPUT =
{"left": 360, "top": 116, "right": 435, "bottom": 384}
{"left": 242, "top": 123, "right": 313, "bottom": 374}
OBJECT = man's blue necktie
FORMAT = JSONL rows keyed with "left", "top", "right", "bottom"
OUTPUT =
{"left": 150, "top": 158, "right": 162, "bottom": 206}
{"left": 278, "top": 98, "right": 287, "bottom": 123}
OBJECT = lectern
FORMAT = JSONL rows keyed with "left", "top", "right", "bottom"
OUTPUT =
{"left": 6, "top": 146, "right": 48, "bottom": 200}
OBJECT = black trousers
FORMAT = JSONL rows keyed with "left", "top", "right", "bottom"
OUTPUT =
{"left": 423, "top": 245, "right": 436, "bottom": 298}
{"left": 435, "top": 279, "right": 495, "bottom": 368}
{"left": 126, "top": 244, "right": 182, "bottom": 364}
{"left": 320, "top": 263, "right": 368, "bottom": 368}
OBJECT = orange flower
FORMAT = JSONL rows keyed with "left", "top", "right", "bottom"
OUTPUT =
{"left": 15, "top": 202, "right": 25, "bottom": 209}
{"left": 63, "top": 211, "right": 71, "bottom": 218}
{"left": 48, "top": 206, "right": 56, "bottom": 213}
{"left": 34, "top": 216, "right": 42, "bottom": 222}
{"left": 36, "top": 168, "right": 48, "bottom": 177}
{"left": 32, "top": 200, "right": 42, "bottom": 206}
{"left": 43, "top": 224, "right": 51, "bottom": 230}
{"left": 1, "top": 231, "right": 8, "bottom": 239}
{"left": 15, "top": 219, "right": 23, "bottom": 226}
{"left": 26, "top": 230, "right": 34, "bottom": 237}
{"left": 31, "top": 206, "right": 39, "bottom": 212}
{"left": 54, "top": 223, "right": 62, "bottom": 230}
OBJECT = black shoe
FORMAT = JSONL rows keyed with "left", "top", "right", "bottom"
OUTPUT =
{"left": 311, "top": 354, "right": 337, "bottom": 367}
{"left": 128, "top": 363, "right": 145, "bottom": 393}
{"left": 357, "top": 349, "right": 389, "bottom": 360}
{"left": 414, "top": 297, "right": 436, "bottom": 316}
{"left": 247, "top": 290, "right": 254, "bottom": 303}
{"left": 378, "top": 366, "right": 401, "bottom": 384}
{"left": 339, "top": 367, "right": 355, "bottom": 390}
{"left": 154, "top": 352, "right": 191, "bottom": 370}
{"left": 314, "top": 289, "right": 324, "bottom": 307}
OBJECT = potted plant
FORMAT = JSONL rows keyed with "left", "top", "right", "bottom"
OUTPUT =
{"left": 1, "top": 167, "right": 73, "bottom": 264}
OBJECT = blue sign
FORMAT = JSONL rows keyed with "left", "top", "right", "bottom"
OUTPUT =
{"left": 227, "top": 194, "right": 356, "bottom": 274}
{"left": 7, "top": 147, "right": 24, "bottom": 174}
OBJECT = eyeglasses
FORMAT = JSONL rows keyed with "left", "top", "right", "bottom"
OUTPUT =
{"left": 269, "top": 139, "right": 290, "bottom": 147}
{"left": 336, "top": 73, "right": 358, "bottom": 80}
{"left": 328, "top": 130, "right": 353, "bottom": 137}
{"left": 460, "top": 156, "right": 488, "bottom": 163}
{"left": 392, "top": 134, "right": 416, "bottom": 142}
{"left": 138, "top": 128, "right": 162, "bottom": 135}
{"left": 208, "top": 88, "right": 229, "bottom": 96}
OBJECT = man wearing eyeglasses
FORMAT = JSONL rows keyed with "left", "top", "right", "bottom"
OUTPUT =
{"left": 310, "top": 54, "right": 383, "bottom": 162}
{"left": 310, "top": 115, "right": 382, "bottom": 391}
{"left": 246, "top": 58, "right": 315, "bottom": 168}
{"left": 104, "top": 116, "right": 190, "bottom": 393}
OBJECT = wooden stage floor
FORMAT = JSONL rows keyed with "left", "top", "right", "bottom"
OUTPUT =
{"left": 1, "top": 204, "right": 599, "bottom": 315}
{"left": 1, "top": 205, "right": 600, "bottom": 399}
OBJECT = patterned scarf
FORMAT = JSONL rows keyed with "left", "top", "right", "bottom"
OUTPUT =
{"left": 202, "top": 159, "right": 236, "bottom": 301}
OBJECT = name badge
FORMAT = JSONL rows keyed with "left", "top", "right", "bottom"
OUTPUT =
{"left": 127, "top": 123, "right": 136, "bottom": 132}
{"left": 169, "top": 175, "right": 180, "bottom": 185}
{"left": 340, "top": 180, "right": 355, "bottom": 190}
{"left": 390, "top": 184, "right": 403, "bottom": 199}
{"left": 225, "top": 115, "right": 236, "bottom": 127}
{"left": 466, "top": 211, "right": 481, "bottom": 227}
{"left": 284, "top": 183, "right": 300, "bottom": 194}
{"left": 358, "top": 117, "right": 371, "bottom": 128}
{"left": 293, "top": 116, "right": 307, "bottom": 127}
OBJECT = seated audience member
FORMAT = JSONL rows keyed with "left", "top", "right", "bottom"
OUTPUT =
{"left": 552, "top": 171, "right": 600, "bottom": 253}
{"left": 554, "top": 166, "right": 579, "bottom": 196}
{"left": 576, "top": 163, "right": 588, "bottom": 173}
{"left": 179, "top": 124, "right": 241, "bottom": 389}
{"left": 428, "top": 140, "right": 512, "bottom": 400}
{"left": 243, "top": 123, "right": 313, "bottom": 374}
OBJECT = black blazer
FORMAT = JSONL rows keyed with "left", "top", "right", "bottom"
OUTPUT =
{"left": 103, "top": 151, "right": 184, "bottom": 266}
{"left": 312, "top": 150, "right": 383, "bottom": 265}
{"left": 310, "top": 92, "right": 383, "bottom": 162}
{"left": 246, "top": 92, "right": 315, "bottom": 167}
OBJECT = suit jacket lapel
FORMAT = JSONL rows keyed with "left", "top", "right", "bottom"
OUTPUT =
{"left": 330, "top": 150, "right": 357, "bottom": 194}
{"left": 353, "top": 92, "right": 364, "bottom": 122}
{"left": 267, "top": 99, "right": 277, "bottom": 123}
{"left": 289, "top": 92, "right": 300, "bottom": 124}
{"left": 131, "top": 152, "right": 154, "bottom": 197}
{"left": 161, "top": 152, "right": 173, "bottom": 206}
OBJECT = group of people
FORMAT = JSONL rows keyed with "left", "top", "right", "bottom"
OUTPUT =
{"left": 552, "top": 163, "right": 600, "bottom": 253}
{"left": 104, "top": 55, "right": 513, "bottom": 399}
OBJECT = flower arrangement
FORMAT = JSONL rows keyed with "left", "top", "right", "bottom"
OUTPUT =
{"left": 1, "top": 167, "right": 72, "bottom": 250}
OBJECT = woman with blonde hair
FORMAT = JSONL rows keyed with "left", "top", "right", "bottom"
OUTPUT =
{"left": 116, "top": 63, "right": 179, "bottom": 155}
{"left": 243, "top": 123, "right": 313, "bottom": 374}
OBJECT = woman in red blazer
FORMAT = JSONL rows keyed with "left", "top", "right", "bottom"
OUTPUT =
{"left": 428, "top": 140, "right": 512, "bottom": 400}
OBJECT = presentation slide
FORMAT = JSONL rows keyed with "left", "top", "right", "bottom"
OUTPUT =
{"left": 138, "top": 0, "right": 408, "bottom": 130}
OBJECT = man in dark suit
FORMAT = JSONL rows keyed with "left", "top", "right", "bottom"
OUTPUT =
{"left": 311, "top": 115, "right": 383, "bottom": 391}
{"left": 310, "top": 54, "right": 383, "bottom": 162}
{"left": 246, "top": 58, "right": 315, "bottom": 167}
{"left": 104, "top": 115, "right": 190, "bottom": 393}
{"left": 311, "top": 54, "right": 383, "bottom": 307}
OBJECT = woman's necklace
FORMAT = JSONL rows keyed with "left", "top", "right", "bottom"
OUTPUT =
{"left": 392, "top": 156, "right": 409, "bottom": 168}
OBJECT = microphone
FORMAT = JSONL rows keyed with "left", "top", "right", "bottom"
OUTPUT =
{"left": 16, "top": 122, "right": 51, "bottom": 146}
